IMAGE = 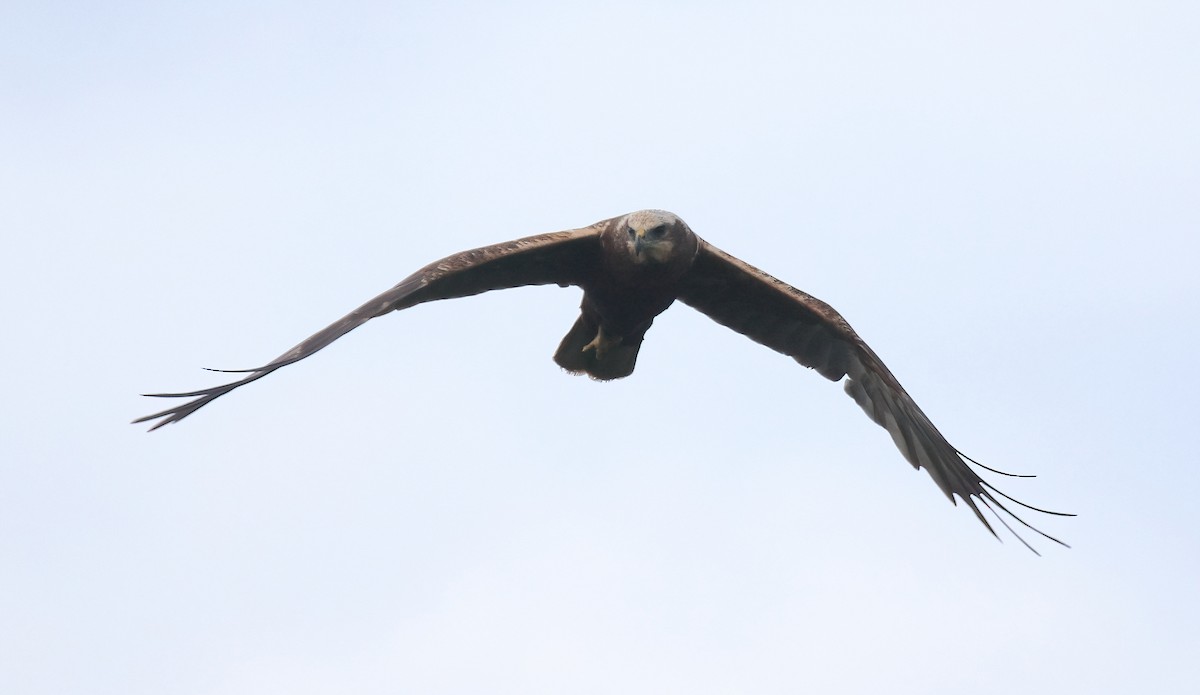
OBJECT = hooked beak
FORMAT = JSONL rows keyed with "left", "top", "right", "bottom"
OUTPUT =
{"left": 633, "top": 230, "right": 645, "bottom": 256}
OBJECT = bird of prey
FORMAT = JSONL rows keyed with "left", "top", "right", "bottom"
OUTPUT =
{"left": 136, "top": 209, "right": 1069, "bottom": 550}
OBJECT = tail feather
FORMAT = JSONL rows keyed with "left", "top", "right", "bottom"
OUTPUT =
{"left": 553, "top": 315, "right": 641, "bottom": 380}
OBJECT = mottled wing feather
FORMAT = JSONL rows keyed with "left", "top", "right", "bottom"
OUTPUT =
{"left": 134, "top": 225, "right": 603, "bottom": 430}
{"left": 677, "top": 240, "right": 1069, "bottom": 550}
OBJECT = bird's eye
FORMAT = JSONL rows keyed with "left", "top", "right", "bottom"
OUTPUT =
{"left": 648, "top": 225, "right": 667, "bottom": 238}
{"left": 627, "top": 226, "right": 636, "bottom": 238}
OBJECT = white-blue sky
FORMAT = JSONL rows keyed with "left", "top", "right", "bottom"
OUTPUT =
{"left": 3, "top": 2, "right": 1198, "bottom": 693}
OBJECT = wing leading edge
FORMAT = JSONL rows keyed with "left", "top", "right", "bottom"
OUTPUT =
{"left": 677, "top": 240, "right": 1072, "bottom": 552}
{"left": 134, "top": 227, "right": 602, "bottom": 430}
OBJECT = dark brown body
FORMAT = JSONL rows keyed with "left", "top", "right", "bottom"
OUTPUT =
{"left": 554, "top": 210, "right": 700, "bottom": 379}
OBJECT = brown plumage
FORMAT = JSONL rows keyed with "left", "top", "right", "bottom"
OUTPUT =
{"left": 136, "top": 209, "right": 1070, "bottom": 551}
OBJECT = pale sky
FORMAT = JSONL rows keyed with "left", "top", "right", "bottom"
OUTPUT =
{"left": 3, "top": 2, "right": 1198, "bottom": 694}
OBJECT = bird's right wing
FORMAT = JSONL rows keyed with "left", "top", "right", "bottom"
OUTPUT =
{"left": 676, "top": 239, "right": 1071, "bottom": 552}
{"left": 134, "top": 224, "right": 605, "bottom": 430}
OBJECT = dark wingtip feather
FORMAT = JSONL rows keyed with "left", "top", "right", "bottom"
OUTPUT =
{"left": 981, "top": 480, "right": 1077, "bottom": 518}
{"left": 959, "top": 494, "right": 1001, "bottom": 540}
{"left": 134, "top": 368, "right": 277, "bottom": 432}
{"left": 980, "top": 491, "right": 1071, "bottom": 550}
{"left": 978, "top": 496, "right": 1043, "bottom": 556}
{"left": 959, "top": 451, "right": 1037, "bottom": 478}
{"left": 955, "top": 455, "right": 1074, "bottom": 552}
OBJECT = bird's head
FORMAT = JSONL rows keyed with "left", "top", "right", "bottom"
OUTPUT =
{"left": 620, "top": 209, "right": 692, "bottom": 265}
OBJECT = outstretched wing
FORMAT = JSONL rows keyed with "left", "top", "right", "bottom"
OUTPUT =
{"left": 676, "top": 239, "right": 1070, "bottom": 551}
{"left": 135, "top": 225, "right": 604, "bottom": 431}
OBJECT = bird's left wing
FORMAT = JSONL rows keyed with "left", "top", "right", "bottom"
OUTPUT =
{"left": 676, "top": 239, "right": 1070, "bottom": 551}
{"left": 135, "top": 225, "right": 603, "bottom": 430}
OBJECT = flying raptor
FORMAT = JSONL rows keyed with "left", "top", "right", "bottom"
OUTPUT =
{"left": 136, "top": 209, "right": 1069, "bottom": 550}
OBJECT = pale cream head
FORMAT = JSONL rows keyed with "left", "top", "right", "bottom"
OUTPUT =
{"left": 621, "top": 209, "right": 685, "bottom": 264}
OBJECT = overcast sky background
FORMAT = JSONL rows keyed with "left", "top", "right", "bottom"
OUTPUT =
{"left": 3, "top": 2, "right": 1198, "bottom": 693}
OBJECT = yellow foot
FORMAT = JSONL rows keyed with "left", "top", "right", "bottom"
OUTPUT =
{"left": 581, "top": 326, "right": 621, "bottom": 360}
